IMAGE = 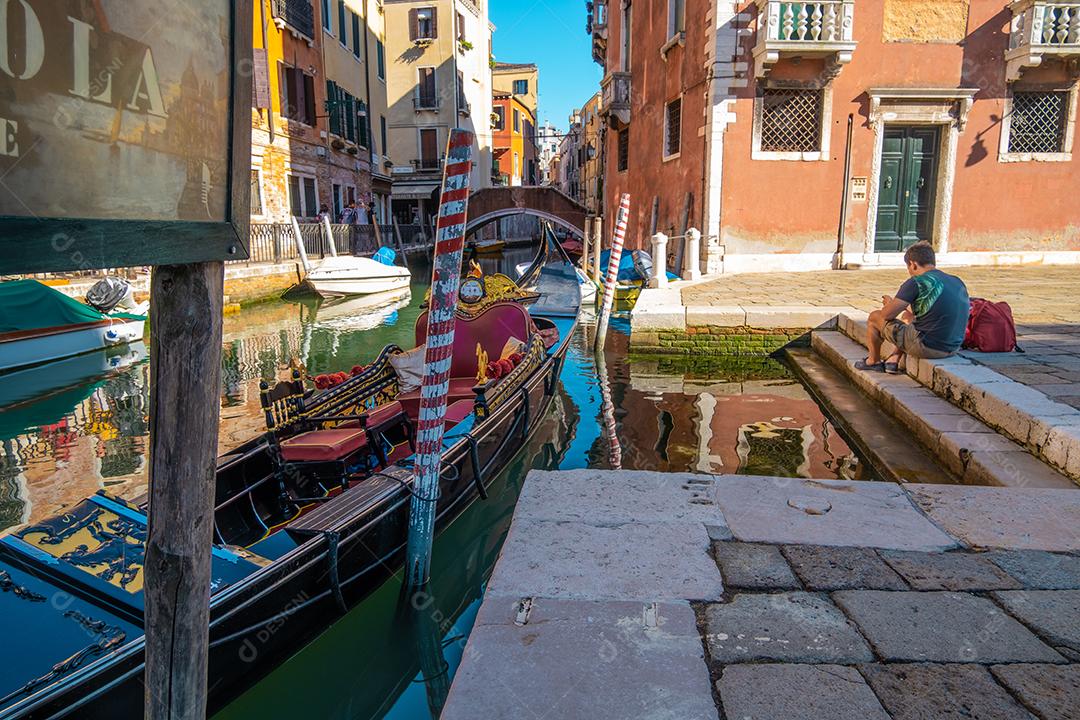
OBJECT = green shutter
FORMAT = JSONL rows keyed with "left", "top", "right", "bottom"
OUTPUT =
{"left": 352, "top": 12, "right": 361, "bottom": 57}
{"left": 327, "top": 81, "right": 342, "bottom": 136}
{"left": 338, "top": 0, "right": 346, "bottom": 43}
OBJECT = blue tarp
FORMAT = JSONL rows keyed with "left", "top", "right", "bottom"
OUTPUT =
{"left": 598, "top": 250, "right": 679, "bottom": 283}
{"left": 372, "top": 247, "right": 398, "bottom": 266}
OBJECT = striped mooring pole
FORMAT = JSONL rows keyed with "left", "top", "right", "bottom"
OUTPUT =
{"left": 405, "top": 128, "right": 474, "bottom": 588}
{"left": 593, "top": 193, "right": 631, "bottom": 352}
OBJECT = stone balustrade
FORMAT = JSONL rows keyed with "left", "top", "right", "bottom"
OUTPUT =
{"left": 600, "top": 71, "right": 632, "bottom": 126}
{"left": 1007, "top": 0, "right": 1080, "bottom": 80}
{"left": 752, "top": 0, "right": 857, "bottom": 78}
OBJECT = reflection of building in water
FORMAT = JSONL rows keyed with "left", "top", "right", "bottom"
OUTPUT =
{"left": 167, "top": 61, "right": 227, "bottom": 219}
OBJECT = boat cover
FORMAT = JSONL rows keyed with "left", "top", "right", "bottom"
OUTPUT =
{"left": 0, "top": 280, "right": 142, "bottom": 334}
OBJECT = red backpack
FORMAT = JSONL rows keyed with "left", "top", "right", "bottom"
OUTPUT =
{"left": 963, "top": 298, "right": 1020, "bottom": 353}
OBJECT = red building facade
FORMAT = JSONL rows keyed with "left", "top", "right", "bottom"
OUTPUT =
{"left": 592, "top": 0, "right": 1080, "bottom": 272}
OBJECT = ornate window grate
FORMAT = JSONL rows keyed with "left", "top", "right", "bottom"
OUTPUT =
{"left": 1008, "top": 91, "right": 1068, "bottom": 154}
{"left": 617, "top": 129, "right": 630, "bottom": 171}
{"left": 664, "top": 99, "right": 682, "bottom": 157}
{"left": 759, "top": 88, "right": 823, "bottom": 152}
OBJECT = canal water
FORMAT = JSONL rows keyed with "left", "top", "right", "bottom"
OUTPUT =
{"left": 0, "top": 246, "right": 869, "bottom": 718}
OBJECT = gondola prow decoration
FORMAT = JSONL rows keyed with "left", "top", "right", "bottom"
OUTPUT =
{"left": 405, "top": 128, "right": 475, "bottom": 588}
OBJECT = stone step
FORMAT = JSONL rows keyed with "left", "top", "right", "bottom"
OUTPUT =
{"left": 812, "top": 330, "right": 1076, "bottom": 489}
{"left": 834, "top": 313, "right": 1080, "bottom": 484}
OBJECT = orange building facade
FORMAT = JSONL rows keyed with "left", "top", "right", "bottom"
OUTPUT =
{"left": 591, "top": 0, "right": 1080, "bottom": 273}
{"left": 492, "top": 93, "right": 539, "bottom": 185}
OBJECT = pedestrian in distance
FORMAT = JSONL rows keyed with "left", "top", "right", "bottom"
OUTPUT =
{"left": 856, "top": 241, "right": 970, "bottom": 374}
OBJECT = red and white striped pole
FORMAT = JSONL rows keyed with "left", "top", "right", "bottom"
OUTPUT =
{"left": 594, "top": 193, "right": 631, "bottom": 352}
{"left": 406, "top": 128, "right": 474, "bottom": 588}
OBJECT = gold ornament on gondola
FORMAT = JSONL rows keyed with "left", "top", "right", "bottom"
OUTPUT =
{"left": 476, "top": 343, "right": 489, "bottom": 384}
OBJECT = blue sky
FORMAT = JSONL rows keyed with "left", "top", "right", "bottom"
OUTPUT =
{"left": 490, "top": 0, "right": 602, "bottom": 131}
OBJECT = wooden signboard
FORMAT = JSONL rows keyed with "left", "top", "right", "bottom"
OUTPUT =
{"left": 0, "top": 0, "right": 253, "bottom": 273}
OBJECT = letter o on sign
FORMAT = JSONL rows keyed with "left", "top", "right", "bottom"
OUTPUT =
{"left": 0, "top": 0, "right": 45, "bottom": 80}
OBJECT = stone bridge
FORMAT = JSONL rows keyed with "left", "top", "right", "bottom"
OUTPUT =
{"left": 466, "top": 187, "right": 588, "bottom": 238}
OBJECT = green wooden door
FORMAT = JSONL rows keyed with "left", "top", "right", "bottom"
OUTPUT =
{"left": 874, "top": 126, "right": 939, "bottom": 253}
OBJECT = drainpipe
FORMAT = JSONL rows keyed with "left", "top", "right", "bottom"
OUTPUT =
{"left": 836, "top": 113, "right": 854, "bottom": 270}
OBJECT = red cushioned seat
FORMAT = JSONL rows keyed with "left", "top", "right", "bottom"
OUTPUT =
{"left": 539, "top": 327, "right": 559, "bottom": 349}
{"left": 340, "top": 400, "right": 406, "bottom": 430}
{"left": 398, "top": 378, "right": 477, "bottom": 421}
{"left": 444, "top": 399, "right": 474, "bottom": 429}
{"left": 280, "top": 428, "right": 367, "bottom": 462}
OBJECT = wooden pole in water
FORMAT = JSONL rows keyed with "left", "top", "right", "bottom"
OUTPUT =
{"left": 593, "top": 194, "right": 631, "bottom": 353}
{"left": 145, "top": 261, "right": 225, "bottom": 720}
{"left": 406, "top": 129, "right": 475, "bottom": 588}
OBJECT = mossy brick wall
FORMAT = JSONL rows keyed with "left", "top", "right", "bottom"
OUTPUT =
{"left": 223, "top": 265, "right": 302, "bottom": 305}
{"left": 630, "top": 326, "right": 811, "bottom": 356}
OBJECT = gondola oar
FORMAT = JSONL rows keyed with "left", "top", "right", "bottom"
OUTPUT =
{"left": 405, "top": 128, "right": 475, "bottom": 588}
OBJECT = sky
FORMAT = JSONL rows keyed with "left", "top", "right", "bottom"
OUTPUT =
{"left": 489, "top": 0, "right": 602, "bottom": 132}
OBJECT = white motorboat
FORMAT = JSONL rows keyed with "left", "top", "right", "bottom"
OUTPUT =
{"left": 0, "top": 279, "right": 146, "bottom": 373}
{"left": 293, "top": 217, "right": 411, "bottom": 298}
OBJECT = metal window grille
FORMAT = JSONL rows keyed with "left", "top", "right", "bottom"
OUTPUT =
{"left": 665, "top": 99, "right": 681, "bottom": 156}
{"left": 759, "top": 88, "right": 823, "bottom": 153}
{"left": 617, "top": 129, "right": 629, "bottom": 171}
{"left": 1008, "top": 91, "right": 1068, "bottom": 154}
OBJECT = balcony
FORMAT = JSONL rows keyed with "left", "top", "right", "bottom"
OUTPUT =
{"left": 271, "top": 0, "right": 315, "bottom": 41}
{"left": 751, "top": 0, "right": 857, "bottom": 79}
{"left": 599, "top": 71, "right": 631, "bottom": 127}
{"left": 1006, "top": 0, "right": 1080, "bottom": 81}
{"left": 413, "top": 94, "right": 440, "bottom": 111}
{"left": 587, "top": 1, "right": 608, "bottom": 65}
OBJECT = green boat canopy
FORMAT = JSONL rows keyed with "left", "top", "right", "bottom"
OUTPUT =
{"left": 0, "top": 280, "right": 140, "bottom": 334}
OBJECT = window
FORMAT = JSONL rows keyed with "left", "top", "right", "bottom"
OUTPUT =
{"left": 417, "top": 67, "right": 437, "bottom": 108}
{"left": 617, "top": 129, "right": 629, "bottom": 171}
{"left": 492, "top": 106, "right": 505, "bottom": 130}
{"left": 351, "top": 11, "right": 361, "bottom": 57}
{"left": 327, "top": 81, "right": 364, "bottom": 144}
{"left": 621, "top": 2, "right": 632, "bottom": 71}
{"left": 513, "top": 109, "right": 521, "bottom": 133}
{"left": 513, "top": 152, "right": 519, "bottom": 178}
{"left": 668, "top": 0, "right": 685, "bottom": 38}
{"left": 288, "top": 174, "right": 318, "bottom": 217}
{"left": 513, "top": 79, "right": 529, "bottom": 95}
{"left": 380, "top": 115, "right": 388, "bottom": 157}
{"left": 332, "top": 182, "right": 343, "bottom": 219}
{"left": 758, "top": 88, "right": 824, "bottom": 153}
{"left": 376, "top": 39, "right": 386, "bottom": 80}
{"left": 457, "top": 11, "right": 466, "bottom": 42}
{"left": 321, "top": 0, "right": 332, "bottom": 32}
{"left": 419, "top": 127, "right": 439, "bottom": 169}
{"left": 250, "top": 170, "right": 264, "bottom": 215}
{"left": 1007, "top": 91, "right": 1069, "bottom": 155}
{"left": 338, "top": 0, "right": 347, "bottom": 44}
{"left": 457, "top": 69, "right": 467, "bottom": 110}
{"left": 281, "top": 65, "right": 316, "bottom": 125}
{"left": 663, "top": 98, "right": 681, "bottom": 158}
{"left": 411, "top": 7, "right": 437, "bottom": 40}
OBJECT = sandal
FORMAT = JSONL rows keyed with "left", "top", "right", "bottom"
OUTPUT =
{"left": 855, "top": 358, "right": 885, "bottom": 372}
{"left": 884, "top": 362, "right": 901, "bottom": 375}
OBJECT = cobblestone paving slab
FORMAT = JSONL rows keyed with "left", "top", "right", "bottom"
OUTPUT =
{"left": 878, "top": 550, "right": 1022, "bottom": 591}
{"left": 711, "top": 542, "right": 800, "bottom": 589}
{"left": 443, "top": 599, "right": 718, "bottom": 720}
{"left": 860, "top": 663, "right": 1037, "bottom": 720}
{"left": 703, "top": 592, "right": 873, "bottom": 664}
{"left": 514, "top": 469, "right": 723, "bottom": 524}
{"left": 905, "top": 485, "right": 1080, "bottom": 551}
{"left": 718, "top": 664, "right": 889, "bottom": 720}
{"left": 985, "top": 550, "right": 1080, "bottom": 589}
{"left": 781, "top": 545, "right": 908, "bottom": 590}
{"left": 487, "top": 518, "right": 724, "bottom": 602}
{"left": 713, "top": 476, "right": 958, "bottom": 551}
{"left": 990, "top": 590, "right": 1080, "bottom": 660}
{"left": 833, "top": 591, "right": 1065, "bottom": 663}
{"left": 990, "top": 664, "right": 1080, "bottom": 720}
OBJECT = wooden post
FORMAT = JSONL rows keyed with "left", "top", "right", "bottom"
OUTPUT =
{"left": 581, "top": 216, "right": 591, "bottom": 277}
{"left": 591, "top": 215, "right": 603, "bottom": 282}
{"left": 145, "top": 261, "right": 225, "bottom": 720}
{"left": 594, "top": 193, "right": 631, "bottom": 352}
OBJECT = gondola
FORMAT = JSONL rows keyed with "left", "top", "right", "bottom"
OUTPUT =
{"left": 0, "top": 234, "right": 580, "bottom": 719}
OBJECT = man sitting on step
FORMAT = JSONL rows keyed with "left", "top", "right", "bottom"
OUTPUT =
{"left": 855, "top": 241, "right": 970, "bottom": 374}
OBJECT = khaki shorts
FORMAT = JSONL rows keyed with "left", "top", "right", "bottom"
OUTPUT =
{"left": 883, "top": 320, "right": 954, "bottom": 359}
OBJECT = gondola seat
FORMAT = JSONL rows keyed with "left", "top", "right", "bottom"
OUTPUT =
{"left": 398, "top": 378, "right": 478, "bottom": 421}
{"left": 279, "top": 428, "right": 368, "bottom": 463}
{"left": 444, "top": 399, "right": 474, "bottom": 428}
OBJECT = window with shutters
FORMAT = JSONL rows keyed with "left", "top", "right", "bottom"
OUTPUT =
{"left": 753, "top": 87, "right": 830, "bottom": 160}
{"left": 337, "top": 0, "right": 347, "bottom": 44}
{"left": 513, "top": 79, "right": 528, "bottom": 95}
{"left": 288, "top": 174, "right": 319, "bottom": 218}
{"left": 321, "top": 0, "right": 331, "bottom": 32}
{"left": 457, "top": 12, "right": 466, "bottom": 42}
{"left": 668, "top": 0, "right": 685, "bottom": 39}
{"left": 376, "top": 40, "right": 386, "bottom": 80}
{"left": 418, "top": 128, "right": 439, "bottom": 169}
{"left": 351, "top": 11, "right": 361, "bottom": 57}
{"left": 411, "top": 7, "right": 436, "bottom": 40}
{"left": 513, "top": 109, "right": 521, "bottom": 133}
{"left": 380, "top": 116, "right": 388, "bottom": 157}
{"left": 663, "top": 98, "right": 681, "bottom": 159}
{"left": 1002, "top": 89, "right": 1074, "bottom": 160}
{"left": 416, "top": 67, "right": 437, "bottom": 109}
{"left": 493, "top": 106, "right": 505, "bottom": 130}
{"left": 617, "top": 128, "right": 629, "bottom": 171}
{"left": 281, "top": 64, "right": 316, "bottom": 125}
{"left": 250, "top": 170, "right": 264, "bottom": 216}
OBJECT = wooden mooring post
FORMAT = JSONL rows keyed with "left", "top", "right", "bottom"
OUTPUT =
{"left": 144, "top": 261, "right": 225, "bottom": 719}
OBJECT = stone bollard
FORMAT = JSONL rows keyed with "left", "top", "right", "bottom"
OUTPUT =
{"left": 684, "top": 227, "right": 702, "bottom": 281}
{"left": 649, "top": 232, "right": 669, "bottom": 288}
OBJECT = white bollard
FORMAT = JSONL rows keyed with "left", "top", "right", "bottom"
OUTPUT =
{"left": 649, "top": 232, "right": 669, "bottom": 289}
{"left": 684, "top": 227, "right": 702, "bottom": 281}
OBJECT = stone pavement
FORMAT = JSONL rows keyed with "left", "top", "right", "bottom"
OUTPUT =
{"left": 682, "top": 266, "right": 1080, "bottom": 411}
{"left": 442, "top": 470, "right": 1080, "bottom": 720}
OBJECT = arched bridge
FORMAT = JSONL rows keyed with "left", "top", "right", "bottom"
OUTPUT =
{"left": 466, "top": 187, "right": 588, "bottom": 239}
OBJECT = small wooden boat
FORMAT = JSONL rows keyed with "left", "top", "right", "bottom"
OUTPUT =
{"left": 0, "top": 239, "right": 580, "bottom": 719}
{"left": 468, "top": 238, "right": 505, "bottom": 255}
{"left": 0, "top": 280, "right": 146, "bottom": 373}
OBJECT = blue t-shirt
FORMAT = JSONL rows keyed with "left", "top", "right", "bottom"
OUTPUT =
{"left": 895, "top": 269, "right": 970, "bottom": 352}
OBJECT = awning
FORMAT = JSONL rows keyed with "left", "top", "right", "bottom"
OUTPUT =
{"left": 392, "top": 181, "right": 439, "bottom": 200}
